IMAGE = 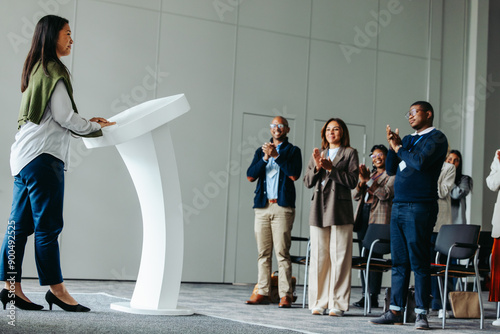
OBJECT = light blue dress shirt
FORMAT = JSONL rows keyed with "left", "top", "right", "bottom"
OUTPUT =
{"left": 265, "top": 143, "right": 282, "bottom": 200}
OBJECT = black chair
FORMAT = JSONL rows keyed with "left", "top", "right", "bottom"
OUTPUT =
{"left": 290, "top": 236, "right": 310, "bottom": 308}
{"left": 352, "top": 224, "right": 391, "bottom": 315}
{"left": 431, "top": 224, "right": 483, "bottom": 329}
{"left": 477, "top": 231, "right": 494, "bottom": 287}
{"left": 456, "top": 231, "right": 494, "bottom": 292}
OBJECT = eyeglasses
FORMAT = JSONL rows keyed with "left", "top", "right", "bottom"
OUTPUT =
{"left": 370, "top": 153, "right": 384, "bottom": 159}
{"left": 270, "top": 124, "right": 286, "bottom": 129}
{"left": 405, "top": 108, "right": 424, "bottom": 120}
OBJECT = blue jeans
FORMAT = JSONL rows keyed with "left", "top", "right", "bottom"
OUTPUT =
{"left": 389, "top": 202, "right": 437, "bottom": 315}
{"left": 0, "top": 154, "right": 64, "bottom": 285}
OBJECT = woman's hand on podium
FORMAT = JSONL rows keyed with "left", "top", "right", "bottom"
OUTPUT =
{"left": 90, "top": 117, "right": 116, "bottom": 128}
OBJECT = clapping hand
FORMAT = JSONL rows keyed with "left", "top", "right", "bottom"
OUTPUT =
{"left": 386, "top": 124, "right": 402, "bottom": 151}
{"left": 262, "top": 142, "right": 278, "bottom": 161}
{"left": 312, "top": 148, "right": 322, "bottom": 169}
{"left": 320, "top": 152, "right": 333, "bottom": 171}
{"left": 359, "top": 164, "right": 370, "bottom": 183}
{"left": 312, "top": 148, "right": 333, "bottom": 171}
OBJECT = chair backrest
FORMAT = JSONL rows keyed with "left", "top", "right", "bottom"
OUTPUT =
{"left": 434, "top": 224, "right": 480, "bottom": 259}
{"left": 361, "top": 224, "right": 391, "bottom": 255}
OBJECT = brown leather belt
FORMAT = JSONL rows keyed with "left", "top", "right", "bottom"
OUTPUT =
{"left": 268, "top": 199, "right": 278, "bottom": 204}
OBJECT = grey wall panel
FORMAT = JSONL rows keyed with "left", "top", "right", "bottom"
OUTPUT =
{"left": 239, "top": 0, "right": 311, "bottom": 37}
{"left": 157, "top": 13, "right": 237, "bottom": 282}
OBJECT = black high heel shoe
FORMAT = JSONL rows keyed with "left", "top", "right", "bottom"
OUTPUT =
{"left": 45, "top": 290, "right": 90, "bottom": 312}
{"left": 0, "top": 288, "right": 44, "bottom": 310}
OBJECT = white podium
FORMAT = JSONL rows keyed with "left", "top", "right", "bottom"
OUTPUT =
{"left": 83, "top": 94, "right": 192, "bottom": 315}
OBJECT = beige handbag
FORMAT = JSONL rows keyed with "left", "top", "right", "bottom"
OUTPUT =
{"left": 449, "top": 291, "right": 480, "bottom": 318}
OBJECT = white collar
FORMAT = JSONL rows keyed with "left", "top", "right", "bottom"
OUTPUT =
{"left": 412, "top": 127, "right": 435, "bottom": 136}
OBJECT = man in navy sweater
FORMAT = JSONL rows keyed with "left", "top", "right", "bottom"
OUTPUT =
{"left": 371, "top": 101, "right": 448, "bottom": 330}
{"left": 245, "top": 116, "right": 302, "bottom": 308}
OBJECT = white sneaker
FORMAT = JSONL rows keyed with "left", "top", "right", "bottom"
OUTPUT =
{"left": 492, "top": 318, "right": 500, "bottom": 326}
{"left": 311, "top": 307, "right": 325, "bottom": 315}
{"left": 438, "top": 309, "right": 450, "bottom": 319}
{"left": 329, "top": 308, "right": 344, "bottom": 316}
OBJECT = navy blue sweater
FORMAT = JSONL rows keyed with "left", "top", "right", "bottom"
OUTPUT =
{"left": 386, "top": 128, "right": 448, "bottom": 203}
{"left": 247, "top": 138, "right": 302, "bottom": 208}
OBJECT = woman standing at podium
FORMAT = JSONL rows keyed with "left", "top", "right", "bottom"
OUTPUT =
{"left": 0, "top": 15, "right": 114, "bottom": 312}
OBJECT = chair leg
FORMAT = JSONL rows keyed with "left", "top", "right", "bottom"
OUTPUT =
{"left": 437, "top": 275, "right": 445, "bottom": 324}
{"left": 437, "top": 275, "right": 444, "bottom": 304}
{"left": 302, "top": 273, "right": 307, "bottom": 308}
{"left": 474, "top": 267, "right": 484, "bottom": 329}
{"left": 403, "top": 284, "right": 409, "bottom": 324}
{"left": 363, "top": 270, "right": 369, "bottom": 316}
{"left": 442, "top": 270, "right": 449, "bottom": 329}
{"left": 302, "top": 241, "right": 310, "bottom": 309}
{"left": 403, "top": 300, "right": 407, "bottom": 324}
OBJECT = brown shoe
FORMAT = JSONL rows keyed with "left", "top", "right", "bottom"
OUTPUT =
{"left": 246, "top": 294, "right": 270, "bottom": 305}
{"left": 278, "top": 296, "right": 292, "bottom": 308}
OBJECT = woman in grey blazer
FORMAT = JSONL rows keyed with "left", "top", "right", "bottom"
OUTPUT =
{"left": 304, "top": 118, "right": 359, "bottom": 316}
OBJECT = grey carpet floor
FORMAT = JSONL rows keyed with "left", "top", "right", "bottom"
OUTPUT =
{"left": 0, "top": 281, "right": 497, "bottom": 333}
{"left": 0, "top": 292, "right": 300, "bottom": 334}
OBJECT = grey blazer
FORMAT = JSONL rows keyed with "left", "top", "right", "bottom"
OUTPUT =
{"left": 303, "top": 146, "right": 359, "bottom": 227}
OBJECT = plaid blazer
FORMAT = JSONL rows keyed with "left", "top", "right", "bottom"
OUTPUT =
{"left": 353, "top": 170, "right": 394, "bottom": 225}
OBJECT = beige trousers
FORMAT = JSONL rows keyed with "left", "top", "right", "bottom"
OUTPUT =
{"left": 254, "top": 203, "right": 295, "bottom": 298}
{"left": 308, "top": 224, "right": 353, "bottom": 311}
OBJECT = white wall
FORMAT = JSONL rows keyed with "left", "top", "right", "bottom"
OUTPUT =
{"left": 0, "top": 0, "right": 490, "bottom": 285}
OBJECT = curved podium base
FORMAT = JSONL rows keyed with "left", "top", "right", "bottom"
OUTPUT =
{"left": 82, "top": 95, "right": 191, "bottom": 316}
{"left": 110, "top": 302, "right": 193, "bottom": 316}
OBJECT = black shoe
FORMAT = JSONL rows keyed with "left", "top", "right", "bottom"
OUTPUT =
{"left": 370, "top": 310, "right": 403, "bottom": 325}
{"left": 353, "top": 297, "right": 379, "bottom": 308}
{"left": 353, "top": 297, "right": 365, "bottom": 308}
{"left": 0, "top": 288, "right": 44, "bottom": 310}
{"left": 415, "top": 313, "right": 430, "bottom": 330}
{"left": 45, "top": 290, "right": 90, "bottom": 312}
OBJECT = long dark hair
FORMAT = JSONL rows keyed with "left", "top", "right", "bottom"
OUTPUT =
{"left": 21, "top": 15, "right": 70, "bottom": 92}
{"left": 449, "top": 149, "right": 463, "bottom": 185}
{"left": 321, "top": 118, "right": 350, "bottom": 149}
